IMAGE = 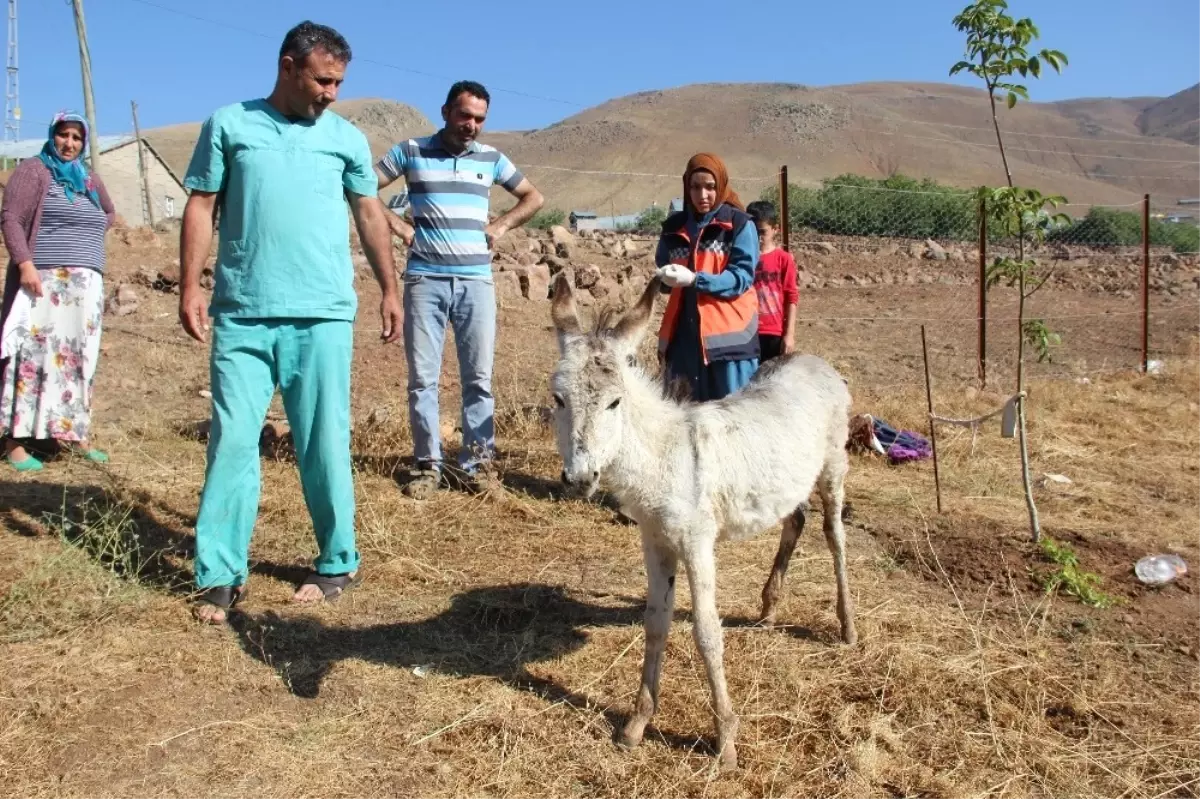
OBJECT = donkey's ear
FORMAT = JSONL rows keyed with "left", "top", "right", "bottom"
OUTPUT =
{"left": 551, "top": 272, "right": 583, "bottom": 353}
{"left": 610, "top": 276, "right": 661, "bottom": 353}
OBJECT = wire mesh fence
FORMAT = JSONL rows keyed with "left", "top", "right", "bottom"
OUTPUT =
{"left": 79, "top": 153, "right": 1196, "bottom": 382}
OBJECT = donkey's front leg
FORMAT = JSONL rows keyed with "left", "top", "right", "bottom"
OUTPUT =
{"left": 618, "top": 529, "right": 677, "bottom": 751}
{"left": 684, "top": 537, "right": 739, "bottom": 769}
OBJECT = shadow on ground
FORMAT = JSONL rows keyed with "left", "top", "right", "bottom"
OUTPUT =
{"left": 0, "top": 475, "right": 308, "bottom": 595}
{"left": 231, "top": 582, "right": 713, "bottom": 755}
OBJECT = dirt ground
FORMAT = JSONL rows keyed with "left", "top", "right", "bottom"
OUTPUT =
{"left": 1, "top": 231, "right": 1197, "bottom": 798}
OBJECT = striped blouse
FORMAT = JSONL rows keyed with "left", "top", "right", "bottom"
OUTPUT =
{"left": 32, "top": 182, "right": 108, "bottom": 273}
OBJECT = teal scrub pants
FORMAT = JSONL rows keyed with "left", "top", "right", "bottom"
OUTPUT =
{"left": 194, "top": 317, "right": 359, "bottom": 589}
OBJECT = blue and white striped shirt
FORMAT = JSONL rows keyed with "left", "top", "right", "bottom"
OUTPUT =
{"left": 33, "top": 183, "right": 108, "bottom": 273}
{"left": 377, "top": 134, "right": 524, "bottom": 278}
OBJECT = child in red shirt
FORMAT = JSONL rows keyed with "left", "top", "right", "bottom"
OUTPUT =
{"left": 747, "top": 200, "right": 799, "bottom": 361}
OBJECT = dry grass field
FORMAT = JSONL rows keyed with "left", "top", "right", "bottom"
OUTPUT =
{"left": 1, "top": 230, "right": 1197, "bottom": 798}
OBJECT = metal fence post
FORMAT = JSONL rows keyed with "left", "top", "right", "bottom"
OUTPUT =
{"left": 978, "top": 196, "right": 988, "bottom": 388}
{"left": 1142, "top": 193, "right": 1150, "bottom": 372}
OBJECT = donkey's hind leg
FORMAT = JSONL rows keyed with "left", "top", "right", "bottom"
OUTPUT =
{"left": 818, "top": 450, "right": 857, "bottom": 645}
{"left": 760, "top": 504, "right": 807, "bottom": 625}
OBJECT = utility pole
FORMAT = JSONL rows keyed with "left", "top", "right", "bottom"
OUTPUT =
{"left": 131, "top": 100, "right": 154, "bottom": 227}
{"left": 70, "top": 0, "right": 99, "bottom": 171}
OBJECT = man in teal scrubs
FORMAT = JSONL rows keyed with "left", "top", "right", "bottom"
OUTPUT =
{"left": 178, "top": 20, "right": 402, "bottom": 623}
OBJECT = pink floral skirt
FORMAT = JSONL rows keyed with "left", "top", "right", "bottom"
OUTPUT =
{"left": 1, "top": 267, "right": 104, "bottom": 442}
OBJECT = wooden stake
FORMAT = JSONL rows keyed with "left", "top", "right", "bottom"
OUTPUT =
{"left": 779, "top": 165, "right": 790, "bottom": 252}
{"left": 131, "top": 100, "right": 154, "bottom": 227}
{"left": 921, "top": 325, "right": 943, "bottom": 514}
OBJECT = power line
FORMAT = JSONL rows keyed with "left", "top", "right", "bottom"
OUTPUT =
{"left": 121, "top": 0, "right": 581, "bottom": 107}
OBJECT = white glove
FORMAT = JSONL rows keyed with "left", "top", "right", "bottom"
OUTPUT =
{"left": 656, "top": 264, "right": 696, "bottom": 288}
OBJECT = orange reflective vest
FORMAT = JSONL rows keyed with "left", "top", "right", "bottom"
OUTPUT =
{"left": 657, "top": 204, "right": 759, "bottom": 365}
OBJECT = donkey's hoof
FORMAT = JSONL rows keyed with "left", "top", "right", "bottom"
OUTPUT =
{"left": 841, "top": 627, "right": 858, "bottom": 646}
{"left": 616, "top": 722, "right": 646, "bottom": 751}
{"left": 718, "top": 742, "right": 739, "bottom": 770}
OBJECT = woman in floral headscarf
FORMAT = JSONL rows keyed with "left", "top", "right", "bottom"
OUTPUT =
{"left": 654, "top": 152, "right": 760, "bottom": 401}
{"left": 0, "top": 111, "right": 116, "bottom": 471}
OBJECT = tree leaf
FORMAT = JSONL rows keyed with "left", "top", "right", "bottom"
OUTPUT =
{"left": 1028, "top": 55, "right": 1041, "bottom": 77}
{"left": 1007, "top": 91, "right": 1018, "bottom": 109}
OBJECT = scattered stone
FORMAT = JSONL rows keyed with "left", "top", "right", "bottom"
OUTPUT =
{"left": 132, "top": 266, "right": 158, "bottom": 288}
{"left": 590, "top": 277, "right": 619, "bottom": 302}
{"left": 520, "top": 263, "right": 551, "bottom": 301}
{"left": 107, "top": 284, "right": 140, "bottom": 316}
{"left": 575, "top": 264, "right": 602, "bottom": 289}
{"left": 366, "top": 407, "right": 390, "bottom": 426}
{"left": 923, "top": 239, "right": 948, "bottom": 260}
{"left": 813, "top": 241, "right": 837, "bottom": 256}
{"left": 198, "top": 389, "right": 212, "bottom": 399}
{"left": 550, "top": 225, "right": 574, "bottom": 259}
{"left": 495, "top": 271, "right": 523, "bottom": 306}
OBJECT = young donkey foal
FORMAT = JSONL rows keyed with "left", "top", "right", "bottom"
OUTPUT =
{"left": 550, "top": 274, "right": 857, "bottom": 769}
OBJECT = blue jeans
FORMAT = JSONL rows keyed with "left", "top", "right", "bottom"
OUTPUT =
{"left": 403, "top": 274, "right": 496, "bottom": 473}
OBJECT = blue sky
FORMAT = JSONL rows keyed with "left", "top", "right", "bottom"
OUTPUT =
{"left": 11, "top": 0, "right": 1200, "bottom": 138}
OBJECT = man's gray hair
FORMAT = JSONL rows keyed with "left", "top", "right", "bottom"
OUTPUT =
{"left": 279, "top": 20, "right": 352, "bottom": 65}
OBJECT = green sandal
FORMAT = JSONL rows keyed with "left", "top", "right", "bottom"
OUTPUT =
{"left": 81, "top": 448, "right": 109, "bottom": 464}
{"left": 6, "top": 454, "right": 43, "bottom": 472}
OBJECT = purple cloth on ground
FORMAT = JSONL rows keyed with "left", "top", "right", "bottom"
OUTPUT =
{"left": 872, "top": 418, "right": 932, "bottom": 464}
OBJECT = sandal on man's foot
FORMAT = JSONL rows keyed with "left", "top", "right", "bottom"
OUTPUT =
{"left": 192, "top": 585, "right": 247, "bottom": 624}
{"left": 294, "top": 571, "right": 362, "bottom": 603}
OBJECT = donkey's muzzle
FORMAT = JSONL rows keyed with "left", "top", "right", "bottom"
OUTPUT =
{"left": 560, "top": 467, "right": 600, "bottom": 499}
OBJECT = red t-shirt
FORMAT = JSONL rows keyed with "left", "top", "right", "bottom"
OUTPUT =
{"left": 753, "top": 249, "right": 799, "bottom": 336}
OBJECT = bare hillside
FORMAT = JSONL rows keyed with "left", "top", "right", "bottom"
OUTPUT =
{"left": 483, "top": 82, "right": 1199, "bottom": 213}
{"left": 1137, "top": 83, "right": 1200, "bottom": 145}
{"left": 145, "top": 98, "right": 433, "bottom": 194}
{"left": 146, "top": 83, "right": 1199, "bottom": 214}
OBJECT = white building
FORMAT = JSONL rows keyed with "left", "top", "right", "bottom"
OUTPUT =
{"left": 0, "top": 134, "right": 185, "bottom": 227}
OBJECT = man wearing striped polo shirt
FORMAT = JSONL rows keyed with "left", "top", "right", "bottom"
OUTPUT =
{"left": 375, "top": 80, "right": 543, "bottom": 498}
